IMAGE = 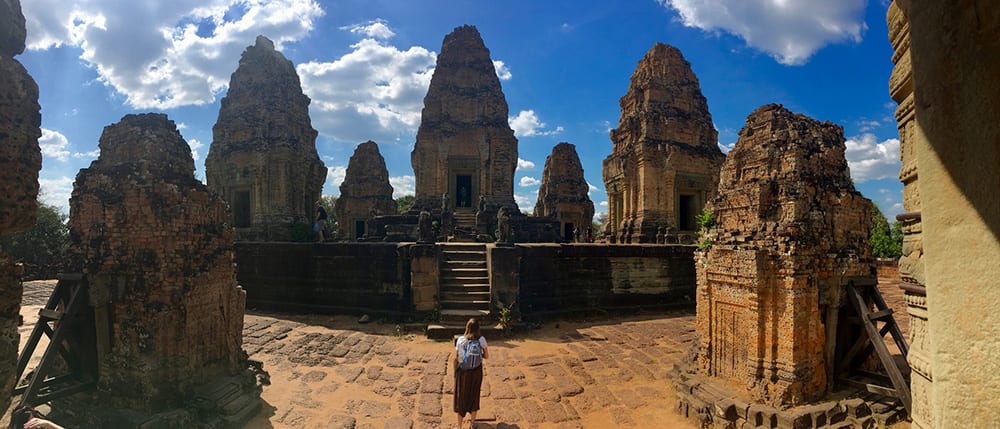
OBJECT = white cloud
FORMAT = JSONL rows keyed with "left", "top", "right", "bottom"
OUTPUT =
{"left": 845, "top": 133, "right": 901, "bottom": 183}
{"left": 519, "top": 176, "right": 540, "bottom": 187}
{"left": 514, "top": 192, "right": 536, "bottom": 213}
{"left": 857, "top": 119, "right": 881, "bottom": 132}
{"left": 389, "top": 175, "right": 415, "bottom": 198}
{"left": 297, "top": 25, "right": 436, "bottom": 143}
{"left": 73, "top": 149, "right": 100, "bottom": 160}
{"left": 599, "top": 201, "right": 609, "bottom": 207}
{"left": 38, "top": 176, "right": 74, "bottom": 212}
{"left": 657, "top": 0, "right": 866, "bottom": 65}
{"left": 340, "top": 19, "right": 395, "bottom": 40}
{"left": 718, "top": 141, "right": 736, "bottom": 153}
{"left": 516, "top": 158, "right": 536, "bottom": 171}
{"left": 39, "top": 128, "right": 71, "bottom": 162}
{"left": 188, "top": 138, "right": 204, "bottom": 161}
{"left": 23, "top": 0, "right": 324, "bottom": 109}
{"left": 493, "top": 60, "right": 511, "bottom": 81}
{"left": 587, "top": 182, "right": 602, "bottom": 197}
{"left": 326, "top": 165, "right": 347, "bottom": 191}
{"left": 508, "top": 110, "right": 563, "bottom": 137}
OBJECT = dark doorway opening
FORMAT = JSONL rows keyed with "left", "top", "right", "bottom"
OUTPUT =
{"left": 355, "top": 220, "right": 366, "bottom": 239}
{"left": 564, "top": 222, "right": 575, "bottom": 242}
{"left": 679, "top": 195, "right": 695, "bottom": 231}
{"left": 456, "top": 175, "right": 472, "bottom": 208}
{"left": 234, "top": 191, "right": 251, "bottom": 228}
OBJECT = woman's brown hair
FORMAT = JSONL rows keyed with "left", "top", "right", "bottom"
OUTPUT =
{"left": 463, "top": 318, "right": 481, "bottom": 340}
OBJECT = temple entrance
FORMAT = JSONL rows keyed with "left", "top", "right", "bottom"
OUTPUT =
{"left": 456, "top": 175, "right": 473, "bottom": 208}
{"left": 234, "top": 190, "right": 251, "bottom": 228}
{"left": 355, "top": 220, "right": 365, "bottom": 239}
{"left": 679, "top": 194, "right": 695, "bottom": 231}
{"left": 563, "top": 222, "right": 575, "bottom": 242}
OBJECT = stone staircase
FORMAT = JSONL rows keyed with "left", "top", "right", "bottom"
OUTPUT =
{"left": 452, "top": 208, "right": 477, "bottom": 231}
{"left": 427, "top": 243, "right": 492, "bottom": 339}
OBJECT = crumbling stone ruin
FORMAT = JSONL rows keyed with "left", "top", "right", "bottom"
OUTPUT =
{"left": 334, "top": 141, "right": 397, "bottom": 240}
{"left": 0, "top": 0, "right": 40, "bottom": 413}
{"left": 411, "top": 25, "right": 518, "bottom": 228}
{"left": 66, "top": 113, "right": 261, "bottom": 425}
{"left": 534, "top": 142, "right": 594, "bottom": 241}
{"left": 694, "top": 104, "right": 874, "bottom": 406}
{"left": 602, "top": 43, "right": 725, "bottom": 243}
{"left": 206, "top": 35, "right": 326, "bottom": 241}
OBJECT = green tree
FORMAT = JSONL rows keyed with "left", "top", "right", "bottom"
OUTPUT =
{"left": 318, "top": 195, "right": 338, "bottom": 238}
{"left": 396, "top": 195, "right": 415, "bottom": 214}
{"left": 870, "top": 203, "right": 902, "bottom": 259}
{"left": 0, "top": 200, "right": 69, "bottom": 278}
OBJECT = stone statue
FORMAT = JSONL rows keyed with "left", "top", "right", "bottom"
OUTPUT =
{"left": 417, "top": 210, "right": 434, "bottom": 244}
{"left": 496, "top": 206, "right": 513, "bottom": 245}
{"left": 477, "top": 194, "right": 487, "bottom": 214}
{"left": 369, "top": 206, "right": 378, "bottom": 220}
{"left": 441, "top": 192, "right": 450, "bottom": 212}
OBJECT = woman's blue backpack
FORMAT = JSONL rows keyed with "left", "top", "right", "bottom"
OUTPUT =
{"left": 459, "top": 338, "right": 483, "bottom": 370}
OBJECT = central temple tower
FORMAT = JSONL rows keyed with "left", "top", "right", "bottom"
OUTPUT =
{"left": 411, "top": 25, "right": 517, "bottom": 219}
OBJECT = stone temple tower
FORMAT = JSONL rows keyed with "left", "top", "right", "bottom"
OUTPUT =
{"left": 206, "top": 35, "right": 326, "bottom": 241}
{"left": 602, "top": 43, "right": 725, "bottom": 243}
{"left": 411, "top": 25, "right": 518, "bottom": 225}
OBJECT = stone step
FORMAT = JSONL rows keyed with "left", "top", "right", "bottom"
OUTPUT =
{"left": 441, "top": 267, "right": 488, "bottom": 274}
{"left": 440, "top": 291, "right": 491, "bottom": 301}
{"left": 442, "top": 251, "right": 486, "bottom": 261}
{"left": 439, "top": 309, "right": 490, "bottom": 324}
{"left": 426, "top": 322, "right": 505, "bottom": 340}
{"left": 441, "top": 300, "right": 491, "bottom": 311}
{"left": 440, "top": 243, "right": 486, "bottom": 250}
{"left": 441, "top": 260, "right": 487, "bottom": 268}
{"left": 440, "top": 284, "right": 490, "bottom": 293}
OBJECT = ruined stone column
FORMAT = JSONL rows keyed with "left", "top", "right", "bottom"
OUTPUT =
{"left": 886, "top": 4, "right": 933, "bottom": 427}
{"left": 0, "top": 0, "right": 41, "bottom": 413}
{"left": 334, "top": 141, "right": 397, "bottom": 240}
{"left": 69, "top": 114, "right": 258, "bottom": 420}
{"left": 602, "top": 43, "right": 725, "bottom": 243}
{"left": 696, "top": 104, "right": 874, "bottom": 406}
{"left": 534, "top": 143, "right": 594, "bottom": 241}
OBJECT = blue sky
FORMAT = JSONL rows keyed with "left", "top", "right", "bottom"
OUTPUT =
{"left": 18, "top": 0, "right": 903, "bottom": 221}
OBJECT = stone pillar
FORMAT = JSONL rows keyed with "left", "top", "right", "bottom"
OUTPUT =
{"left": 886, "top": 4, "right": 933, "bottom": 427}
{"left": 409, "top": 244, "right": 440, "bottom": 312}
{"left": 0, "top": 0, "right": 41, "bottom": 413}
{"left": 696, "top": 104, "right": 874, "bottom": 407}
{"left": 69, "top": 114, "right": 257, "bottom": 417}
{"left": 488, "top": 245, "right": 520, "bottom": 320}
{"left": 904, "top": 1, "right": 1000, "bottom": 427}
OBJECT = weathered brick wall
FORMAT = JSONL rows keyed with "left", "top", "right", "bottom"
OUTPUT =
{"left": 516, "top": 244, "right": 696, "bottom": 315}
{"left": 235, "top": 243, "right": 411, "bottom": 314}
{"left": 69, "top": 113, "right": 248, "bottom": 413}
{"left": 696, "top": 104, "right": 874, "bottom": 407}
{"left": 0, "top": 0, "right": 39, "bottom": 414}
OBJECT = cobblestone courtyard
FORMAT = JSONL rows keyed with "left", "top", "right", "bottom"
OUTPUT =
{"left": 17, "top": 267, "right": 907, "bottom": 429}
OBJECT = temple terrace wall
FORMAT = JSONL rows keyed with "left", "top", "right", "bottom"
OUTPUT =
{"left": 233, "top": 243, "right": 696, "bottom": 317}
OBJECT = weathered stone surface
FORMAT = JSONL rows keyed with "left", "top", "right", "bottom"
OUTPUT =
{"left": 695, "top": 104, "right": 874, "bottom": 407}
{"left": 206, "top": 35, "right": 326, "bottom": 241}
{"left": 0, "top": 0, "right": 37, "bottom": 413}
{"left": 886, "top": 5, "right": 934, "bottom": 428}
{"left": 0, "top": 0, "right": 26, "bottom": 56}
{"left": 534, "top": 142, "right": 594, "bottom": 241}
{"left": 602, "top": 43, "right": 724, "bottom": 243}
{"left": 68, "top": 113, "right": 254, "bottom": 414}
{"left": 411, "top": 25, "right": 517, "bottom": 226}
{"left": 334, "top": 141, "right": 397, "bottom": 240}
{"left": 902, "top": 2, "right": 1000, "bottom": 428}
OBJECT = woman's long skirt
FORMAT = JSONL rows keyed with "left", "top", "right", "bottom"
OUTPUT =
{"left": 453, "top": 365, "right": 484, "bottom": 415}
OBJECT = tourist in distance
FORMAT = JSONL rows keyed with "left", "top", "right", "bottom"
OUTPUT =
{"left": 453, "top": 318, "right": 489, "bottom": 429}
{"left": 314, "top": 202, "right": 328, "bottom": 242}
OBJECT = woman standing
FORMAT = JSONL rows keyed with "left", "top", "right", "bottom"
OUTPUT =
{"left": 453, "top": 318, "right": 488, "bottom": 429}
